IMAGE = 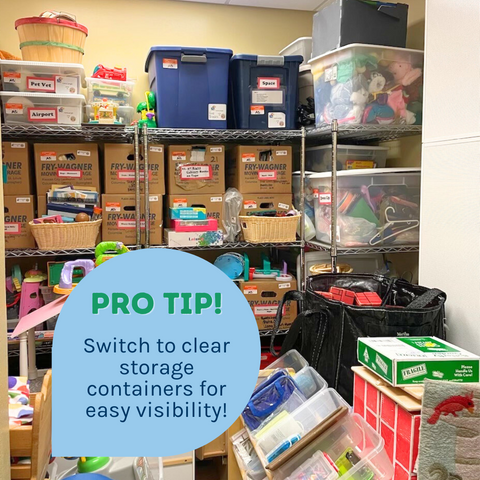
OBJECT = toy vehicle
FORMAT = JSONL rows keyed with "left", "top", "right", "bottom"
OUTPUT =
{"left": 90, "top": 80, "right": 131, "bottom": 100}
{"left": 92, "top": 64, "right": 127, "bottom": 81}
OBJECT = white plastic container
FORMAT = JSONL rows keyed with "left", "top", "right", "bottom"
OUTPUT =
{"left": 85, "top": 104, "right": 134, "bottom": 125}
{"left": 309, "top": 44, "right": 424, "bottom": 128}
{"left": 306, "top": 145, "right": 388, "bottom": 172}
{"left": 0, "top": 92, "right": 84, "bottom": 124}
{"left": 86, "top": 77, "right": 136, "bottom": 106}
{"left": 275, "top": 414, "right": 393, "bottom": 480}
{"left": 263, "top": 350, "right": 308, "bottom": 376}
{"left": 310, "top": 168, "right": 421, "bottom": 247}
{"left": 0, "top": 60, "right": 85, "bottom": 94}
{"left": 285, "top": 451, "right": 338, "bottom": 480}
{"left": 280, "top": 37, "right": 313, "bottom": 66}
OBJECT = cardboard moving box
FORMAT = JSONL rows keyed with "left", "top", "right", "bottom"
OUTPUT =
{"left": 101, "top": 194, "right": 163, "bottom": 245}
{"left": 104, "top": 143, "right": 165, "bottom": 195}
{"left": 239, "top": 277, "right": 297, "bottom": 331}
{"left": 34, "top": 143, "right": 100, "bottom": 195}
{"left": 240, "top": 193, "right": 292, "bottom": 216}
{"left": 4, "top": 195, "right": 35, "bottom": 249}
{"left": 166, "top": 194, "right": 224, "bottom": 231}
{"left": 167, "top": 145, "right": 225, "bottom": 195}
{"left": 228, "top": 145, "right": 292, "bottom": 194}
{"left": 2, "top": 142, "right": 32, "bottom": 195}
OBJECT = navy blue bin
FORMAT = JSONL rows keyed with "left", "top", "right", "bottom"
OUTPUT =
{"left": 145, "top": 46, "right": 232, "bottom": 129}
{"left": 228, "top": 54, "right": 303, "bottom": 130}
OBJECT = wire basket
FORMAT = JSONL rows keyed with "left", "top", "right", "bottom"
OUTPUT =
{"left": 29, "top": 219, "right": 101, "bottom": 250}
{"left": 239, "top": 215, "right": 300, "bottom": 243}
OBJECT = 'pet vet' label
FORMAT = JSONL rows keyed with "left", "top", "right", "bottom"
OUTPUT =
{"left": 27, "top": 76, "right": 55, "bottom": 92}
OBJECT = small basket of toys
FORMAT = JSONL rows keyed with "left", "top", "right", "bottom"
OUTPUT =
{"left": 15, "top": 11, "right": 88, "bottom": 63}
{"left": 29, "top": 219, "right": 101, "bottom": 250}
{"left": 240, "top": 212, "right": 300, "bottom": 243}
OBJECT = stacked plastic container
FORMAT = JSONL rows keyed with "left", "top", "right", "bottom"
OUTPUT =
{"left": 235, "top": 350, "right": 394, "bottom": 480}
{"left": 0, "top": 60, "right": 85, "bottom": 125}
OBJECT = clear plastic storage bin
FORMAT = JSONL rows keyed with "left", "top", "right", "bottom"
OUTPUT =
{"left": 0, "top": 92, "right": 84, "bottom": 124}
{"left": 231, "top": 429, "right": 267, "bottom": 480}
{"left": 261, "top": 350, "right": 308, "bottom": 377}
{"left": 280, "top": 37, "right": 312, "bottom": 66}
{"left": 285, "top": 451, "right": 338, "bottom": 480}
{"left": 275, "top": 414, "right": 393, "bottom": 480}
{"left": 306, "top": 145, "right": 388, "bottom": 172}
{"left": 85, "top": 104, "right": 134, "bottom": 125}
{"left": 310, "top": 168, "right": 421, "bottom": 248}
{"left": 86, "top": 77, "right": 136, "bottom": 106}
{"left": 0, "top": 60, "right": 85, "bottom": 94}
{"left": 293, "top": 366, "right": 328, "bottom": 399}
{"left": 309, "top": 44, "right": 424, "bottom": 127}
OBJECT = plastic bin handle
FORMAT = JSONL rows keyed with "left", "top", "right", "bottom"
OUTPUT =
{"left": 181, "top": 53, "right": 207, "bottom": 64}
{"left": 257, "top": 55, "right": 285, "bottom": 66}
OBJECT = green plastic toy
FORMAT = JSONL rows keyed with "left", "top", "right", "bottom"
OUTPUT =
{"left": 136, "top": 91, "right": 157, "bottom": 128}
{"left": 243, "top": 253, "right": 281, "bottom": 281}
{"left": 77, "top": 457, "right": 110, "bottom": 473}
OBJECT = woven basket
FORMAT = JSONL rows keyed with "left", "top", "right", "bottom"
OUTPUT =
{"left": 15, "top": 14, "right": 88, "bottom": 63}
{"left": 239, "top": 215, "right": 300, "bottom": 243}
{"left": 29, "top": 220, "right": 101, "bottom": 250}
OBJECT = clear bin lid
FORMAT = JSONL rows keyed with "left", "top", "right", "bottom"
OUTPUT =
{"left": 86, "top": 77, "right": 136, "bottom": 85}
{"left": 308, "top": 167, "right": 421, "bottom": 179}
{"left": 280, "top": 37, "right": 312, "bottom": 53}
{"left": 0, "top": 91, "right": 85, "bottom": 101}
{"left": 306, "top": 144, "right": 389, "bottom": 152}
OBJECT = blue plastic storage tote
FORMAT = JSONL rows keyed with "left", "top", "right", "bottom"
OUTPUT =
{"left": 145, "top": 46, "right": 232, "bottom": 129}
{"left": 228, "top": 54, "right": 303, "bottom": 130}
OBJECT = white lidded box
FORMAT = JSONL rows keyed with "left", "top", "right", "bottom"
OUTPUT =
{"left": 309, "top": 167, "right": 421, "bottom": 248}
{"left": 86, "top": 77, "right": 136, "bottom": 107}
{"left": 0, "top": 92, "right": 84, "bottom": 125}
{"left": 280, "top": 37, "right": 312, "bottom": 66}
{"left": 0, "top": 60, "right": 85, "bottom": 94}
{"left": 306, "top": 144, "right": 389, "bottom": 172}
{"left": 309, "top": 44, "right": 424, "bottom": 128}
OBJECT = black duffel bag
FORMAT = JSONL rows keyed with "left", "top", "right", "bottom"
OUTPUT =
{"left": 270, "top": 274, "right": 446, "bottom": 404}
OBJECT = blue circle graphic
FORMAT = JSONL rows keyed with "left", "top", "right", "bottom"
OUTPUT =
{"left": 52, "top": 249, "right": 260, "bottom": 457}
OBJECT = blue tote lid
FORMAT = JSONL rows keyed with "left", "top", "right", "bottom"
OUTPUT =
{"left": 145, "top": 46, "right": 233, "bottom": 71}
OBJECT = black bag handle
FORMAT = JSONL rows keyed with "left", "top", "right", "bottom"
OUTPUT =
{"left": 270, "top": 290, "right": 304, "bottom": 357}
{"left": 406, "top": 288, "right": 445, "bottom": 310}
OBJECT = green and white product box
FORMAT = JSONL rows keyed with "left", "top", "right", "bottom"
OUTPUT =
{"left": 357, "top": 337, "right": 480, "bottom": 386}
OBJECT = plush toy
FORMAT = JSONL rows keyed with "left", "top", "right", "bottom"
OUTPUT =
{"left": 349, "top": 87, "right": 369, "bottom": 124}
{"left": 387, "top": 58, "right": 414, "bottom": 84}
{"left": 362, "top": 103, "right": 395, "bottom": 124}
{"left": 367, "top": 71, "right": 390, "bottom": 105}
{"left": 402, "top": 68, "right": 423, "bottom": 104}
{"left": 388, "top": 87, "right": 416, "bottom": 124}
{"left": 324, "top": 80, "right": 354, "bottom": 124}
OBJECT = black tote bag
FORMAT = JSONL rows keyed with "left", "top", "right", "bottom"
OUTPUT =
{"left": 270, "top": 274, "right": 447, "bottom": 403}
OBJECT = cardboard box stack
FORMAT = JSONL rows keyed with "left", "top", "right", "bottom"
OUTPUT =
{"left": 165, "top": 144, "right": 225, "bottom": 246}
{"left": 101, "top": 143, "right": 165, "bottom": 245}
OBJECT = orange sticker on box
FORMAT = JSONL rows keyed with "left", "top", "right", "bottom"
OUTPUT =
{"left": 163, "top": 58, "right": 178, "bottom": 69}
{"left": 250, "top": 106, "right": 265, "bottom": 116}
{"left": 5, "top": 103, "right": 23, "bottom": 114}
{"left": 258, "top": 170, "right": 277, "bottom": 180}
{"left": 105, "top": 202, "right": 121, "bottom": 212}
{"left": 243, "top": 286, "right": 258, "bottom": 295}
{"left": 3, "top": 72, "right": 21, "bottom": 84}
{"left": 40, "top": 151, "right": 56, "bottom": 161}
{"left": 242, "top": 153, "right": 256, "bottom": 163}
{"left": 172, "top": 151, "right": 187, "bottom": 161}
{"left": 173, "top": 198, "right": 188, "bottom": 208}
{"left": 243, "top": 200, "right": 257, "bottom": 209}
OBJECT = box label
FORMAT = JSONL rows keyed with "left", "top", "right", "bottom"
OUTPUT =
{"left": 150, "top": 146, "right": 163, "bottom": 153}
{"left": 4, "top": 223, "right": 21, "bottom": 234}
{"left": 257, "top": 77, "right": 280, "bottom": 89}
{"left": 358, "top": 342, "right": 394, "bottom": 383}
{"left": 258, "top": 170, "right": 277, "bottom": 180}
{"left": 117, "top": 170, "right": 152, "bottom": 181}
{"left": 398, "top": 337, "right": 460, "bottom": 353}
{"left": 278, "top": 283, "right": 291, "bottom": 289}
{"left": 243, "top": 286, "right": 258, "bottom": 295}
{"left": 16, "top": 197, "right": 31, "bottom": 204}
{"left": 180, "top": 165, "right": 212, "bottom": 180}
{"left": 242, "top": 153, "right": 256, "bottom": 163}
{"left": 268, "top": 112, "right": 286, "bottom": 129}
{"left": 3, "top": 72, "right": 21, "bottom": 84}
{"left": 244, "top": 201, "right": 257, "bottom": 210}
{"left": 396, "top": 360, "right": 480, "bottom": 385}
{"left": 5, "top": 103, "right": 23, "bottom": 115}
{"left": 254, "top": 305, "right": 279, "bottom": 317}
{"left": 210, "top": 147, "right": 223, "bottom": 153}
{"left": 172, "top": 151, "right": 187, "bottom": 161}
{"left": 208, "top": 104, "right": 227, "bottom": 121}
{"left": 173, "top": 198, "right": 188, "bottom": 208}
{"left": 55, "top": 75, "right": 78, "bottom": 94}
{"left": 325, "top": 65, "right": 338, "bottom": 83}
{"left": 251, "top": 106, "right": 265, "bottom": 115}
{"left": 149, "top": 195, "right": 159, "bottom": 202}
{"left": 318, "top": 192, "right": 332, "bottom": 205}
{"left": 27, "top": 76, "right": 55, "bottom": 92}
{"left": 40, "top": 151, "right": 57, "bottom": 161}
{"left": 56, "top": 168, "right": 83, "bottom": 179}
{"left": 401, "top": 364, "right": 427, "bottom": 381}
{"left": 210, "top": 197, "right": 223, "bottom": 203}
{"left": 28, "top": 108, "right": 57, "bottom": 122}
{"left": 105, "top": 202, "right": 121, "bottom": 212}
{"left": 118, "top": 219, "right": 147, "bottom": 229}
{"left": 252, "top": 89, "right": 284, "bottom": 105}
{"left": 276, "top": 150, "right": 288, "bottom": 156}
{"left": 77, "top": 150, "right": 91, "bottom": 157}
{"left": 11, "top": 143, "right": 26, "bottom": 149}
{"left": 57, "top": 107, "right": 79, "bottom": 124}
{"left": 163, "top": 58, "right": 178, "bottom": 69}
{"left": 278, "top": 203, "right": 289, "bottom": 210}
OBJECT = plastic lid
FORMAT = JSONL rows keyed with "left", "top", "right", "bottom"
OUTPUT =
{"left": 306, "top": 144, "right": 389, "bottom": 151}
{"left": 15, "top": 16, "right": 88, "bottom": 36}
{"left": 308, "top": 167, "right": 421, "bottom": 179}
{"left": 231, "top": 54, "right": 303, "bottom": 63}
{"left": 0, "top": 91, "right": 85, "bottom": 100}
{"left": 145, "top": 46, "right": 233, "bottom": 72}
{"left": 86, "top": 76, "right": 136, "bottom": 85}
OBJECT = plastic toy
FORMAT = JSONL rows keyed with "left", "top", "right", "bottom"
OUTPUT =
{"left": 92, "top": 65, "right": 127, "bottom": 81}
{"left": 266, "top": 434, "right": 301, "bottom": 463}
{"left": 136, "top": 91, "right": 156, "bottom": 128}
{"left": 214, "top": 253, "right": 244, "bottom": 279}
{"left": 54, "top": 260, "right": 95, "bottom": 296}
{"left": 243, "top": 253, "right": 281, "bottom": 281}
{"left": 90, "top": 98, "right": 120, "bottom": 124}
{"left": 329, "top": 287, "right": 356, "bottom": 305}
{"left": 355, "top": 292, "right": 382, "bottom": 307}
{"left": 95, "top": 241, "right": 130, "bottom": 266}
{"left": 276, "top": 261, "right": 293, "bottom": 282}
{"left": 172, "top": 218, "right": 218, "bottom": 232}
{"left": 335, "top": 448, "right": 374, "bottom": 480}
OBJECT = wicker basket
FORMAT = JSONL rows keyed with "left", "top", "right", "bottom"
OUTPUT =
{"left": 29, "top": 220, "right": 101, "bottom": 250}
{"left": 239, "top": 215, "right": 300, "bottom": 243}
{"left": 15, "top": 13, "right": 88, "bottom": 63}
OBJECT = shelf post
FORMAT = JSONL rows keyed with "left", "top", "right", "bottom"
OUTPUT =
{"left": 300, "top": 127, "right": 307, "bottom": 293}
{"left": 142, "top": 124, "right": 150, "bottom": 248}
{"left": 134, "top": 124, "right": 141, "bottom": 248}
{"left": 331, "top": 120, "right": 338, "bottom": 273}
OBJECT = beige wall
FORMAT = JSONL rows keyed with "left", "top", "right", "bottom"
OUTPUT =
{"left": 0, "top": 0, "right": 313, "bottom": 107}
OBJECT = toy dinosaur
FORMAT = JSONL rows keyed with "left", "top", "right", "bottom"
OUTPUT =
{"left": 428, "top": 393, "right": 475, "bottom": 425}
{"left": 136, "top": 91, "right": 156, "bottom": 128}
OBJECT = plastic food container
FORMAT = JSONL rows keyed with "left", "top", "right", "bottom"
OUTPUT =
{"left": 306, "top": 145, "right": 388, "bottom": 172}
{"left": 285, "top": 451, "right": 338, "bottom": 480}
{"left": 85, "top": 104, "right": 134, "bottom": 125}
{"left": 309, "top": 44, "right": 424, "bottom": 127}
{"left": 146, "top": 46, "right": 232, "bottom": 129}
{"left": 0, "top": 60, "right": 85, "bottom": 94}
{"left": 309, "top": 168, "right": 421, "bottom": 248}
{"left": 0, "top": 92, "right": 84, "bottom": 124}
{"left": 275, "top": 414, "right": 393, "bottom": 480}
{"left": 229, "top": 54, "right": 303, "bottom": 130}
{"left": 86, "top": 77, "right": 136, "bottom": 107}
{"left": 280, "top": 37, "right": 312, "bottom": 66}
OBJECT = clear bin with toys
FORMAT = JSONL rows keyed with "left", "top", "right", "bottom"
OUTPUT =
{"left": 310, "top": 168, "right": 421, "bottom": 248}
{"left": 275, "top": 413, "right": 393, "bottom": 480}
{"left": 309, "top": 44, "right": 424, "bottom": 127}
{"left": 85, "top": 76, "right": 136, "bottom": 107}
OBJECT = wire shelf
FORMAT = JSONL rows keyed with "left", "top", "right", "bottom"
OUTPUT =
{"left": 149, "top": 241, "right": 303, "bottom": 251}
{"left": 259, "top": 329, "right": 289, "bottom": 337}
{"left": 306, "top": 240, "right": 419, "bottom": 255}
{"left": 307, "top": 124, "right": 422, "bottom": 143}
{"left": 5, "top": 247, "right": 97, "bottom": 258}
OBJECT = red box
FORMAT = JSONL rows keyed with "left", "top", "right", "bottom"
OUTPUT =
{"left": 315, "top": 291, "right": 333, "bottom": 299}
{"left": 353, "top": 366, "right": 421, "bottom": 480}
{"left": 329, "top": 287, "right": 355, "bottom": 304}
{"left": 355, "top": 291, "right": 382, "bottom": 306}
